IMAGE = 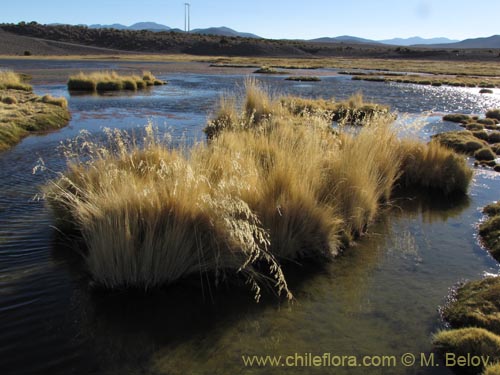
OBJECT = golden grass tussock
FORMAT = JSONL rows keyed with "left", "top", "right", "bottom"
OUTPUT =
{"left": 0, "top": 70, "right": 32, "bottom": 92}
{"left": 67, "top": 70, "right": 166, "bottom": 92}
{"left": 398, "top": 140, "right": 473, "bottom": 195}
{"left": 44, "top": 79, "right": 473, "bottom": 298}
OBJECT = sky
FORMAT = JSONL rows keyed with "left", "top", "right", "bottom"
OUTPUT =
{"left": 2, "top": 0, "right": 500, "bottom": 41}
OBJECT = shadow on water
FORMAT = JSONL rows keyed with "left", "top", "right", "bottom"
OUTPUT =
{"left": 38, "top": 191, "right": 473, "bottom": 375}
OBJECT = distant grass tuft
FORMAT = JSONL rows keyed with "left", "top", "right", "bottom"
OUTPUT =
{"left": 486, "top": 109, "right": 500, "bottom": 121}
{"left": 443, "top": 114, "right": 471, "bottom": 124}
{"left": 285, "top": 76, "right": 321, "bottom": 82}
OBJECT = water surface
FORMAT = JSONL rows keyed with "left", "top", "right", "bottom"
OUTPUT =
{"left": 1, "top": 60, "right": 500, "bottom": 375}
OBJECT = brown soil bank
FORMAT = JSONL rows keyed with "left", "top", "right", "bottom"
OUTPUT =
{"left": 1, "top": 22, "right": 500, "bottom": 61}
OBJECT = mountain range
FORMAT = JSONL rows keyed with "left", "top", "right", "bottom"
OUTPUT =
{"left": 50, "top": 22, "right": 500, "bottom": 48}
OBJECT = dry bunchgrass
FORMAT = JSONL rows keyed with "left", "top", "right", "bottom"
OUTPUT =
{"left": 67, "top": 70, "right": 166, "bottom": 92}
{"left": 398, "top": 140, "right": 473, "bottom": 195}
{"left": 44, "top": 80, "right": 473, "bottom": 298}
{"left": 0, "top": 70, "right": 32, "bottom": 91}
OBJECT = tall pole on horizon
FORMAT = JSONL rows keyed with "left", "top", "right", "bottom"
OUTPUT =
{"left": 184, "top": 3, "right": 190, "bottom": 32}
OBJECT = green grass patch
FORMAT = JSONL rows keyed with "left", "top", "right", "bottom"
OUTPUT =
{"left": 480, "top": 88, "right": 494, "bottom": 94}
{"left": 0, "top": 87, "right": 70, "bottom": 151}
{"left": 432, "top": 131, "right": 488, "bottom": 154}
{"left": 479, "top": 202, "right": 500, "bottom": 260}
{"left": 433, "top": 327, "right": 500, "bottom": 374}
{"left": 488, "top": 132, "right": 500, "bottom": 144}
{"left": 486, "top": 109, "right": 500, "bottom": 121}
{"left": 474, "top": 147, "right": 496, "bottom": 161}
{"left": 443, "top": 114, "right": 471, "bottom": 124}
{"left": 465, "top": 123, "right": 485, "bottom": 131}
{"left": 442, "top": 277, "right": 500, "bottom": 334}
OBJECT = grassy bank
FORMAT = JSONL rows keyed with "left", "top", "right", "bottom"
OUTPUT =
{"left": 67, "top": 71, "right": 166, "bottom": 92}
{"left": 434, "top": 200, "right": 500, "bottom": 374}
{"left": 433, "top": 110, "right": 500, "bottom": 171}
{"left": 0, "top": 71, "right": 70, "bottom": 151}
{"left": 44, "top": 79, "right": 472, "bottom": 299}
{"left": 436, "top": 276, "right": 500, "bottom": 374}
{"left": 351, "top": 73, "right": 500, "bottom": 89}
{"left": 3, "top": 54, "right": 500, "bottom": 78}
{"left": 479, "top": 201, "right": 500, "bottom": 260}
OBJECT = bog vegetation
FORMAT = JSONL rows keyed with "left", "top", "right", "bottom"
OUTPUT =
{"left": 43, "top": 79, "right": 472, "bottom": 300}
{"left": 0, "top": 70, "right": 70, "bottom": 151}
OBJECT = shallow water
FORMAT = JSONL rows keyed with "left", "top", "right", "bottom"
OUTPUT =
{"left": 1, "top": 60, "right": 500, "bottom": 375}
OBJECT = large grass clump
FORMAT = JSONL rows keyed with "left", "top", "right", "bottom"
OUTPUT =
{"left": 68, "top": 70, "right": 166, "bottom": 92}
{"left": 44, "top": 79, "right": 473, "bottom": 298}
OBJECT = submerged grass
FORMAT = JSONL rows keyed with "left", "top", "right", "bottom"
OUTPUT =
{"left": 68, "top": 70, "right": 166, "bottom": 92}
{"left": 44, "top": 79, "right": 473, "bottom": 298}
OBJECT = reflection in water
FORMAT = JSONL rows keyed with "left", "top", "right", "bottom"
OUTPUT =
{"left": 47, "top": 193, "right": 475, "bottom": 375}
{"left": 1, "top": 61, "right": 500, "bottom": 374}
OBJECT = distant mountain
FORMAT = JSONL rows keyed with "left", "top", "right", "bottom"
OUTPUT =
{"left": 310, "top": 35, "right": 380, "bottom": 44}
{"left": 85, "top": 23, "right": 259, "bottom": 37}
{"left": 88, "top": 22, "right": 170, "bottom": 31}
{"left": 128, "top": 22, "right": 171, "bottom": 31}
{"left": 190, "top": 26, "right": 261, "bottom": 39}
{"left": 89, "top": 23, "right": 128, "bottom": 30}
{"left": 379, "top": 37, "right": 459, "bottom": 46}
{"left": 427, "top": 35, "right": 500, "bottom": 49}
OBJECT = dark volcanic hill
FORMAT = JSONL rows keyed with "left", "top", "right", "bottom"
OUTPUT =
{"left": 311, "top": 35, "right": 380, "bottom": 45}
{"left": 0, "top": 22, "right": 498, "bottom": 61}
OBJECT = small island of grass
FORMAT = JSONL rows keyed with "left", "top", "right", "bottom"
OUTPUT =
{"left": 434, "top": 110, "right": 500, "bottom": 171}
{"left": 253, "top": 66, "right": 287, "bottom": 75}
{"left": 285, "top": 76, "right": 321, "bottom": 82}
{"left": 434, "top": 201, "right": 500, "bottom": 375}
{"left": 67, "top": 70, "right": 166, "bottom": 92}
{"left": 0, "top": 70, "right": 70, "bottom": 151}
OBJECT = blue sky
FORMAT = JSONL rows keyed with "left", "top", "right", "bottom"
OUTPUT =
{"left": 2, "top": 0, "right": 500, "bottom": 40}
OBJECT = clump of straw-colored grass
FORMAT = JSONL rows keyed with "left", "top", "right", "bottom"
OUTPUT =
{"left": 0, "top": 70, "right": 32, "bottom": 92}
{"left": 44, "top": 79, "right": 473, "bottom": 299}
{"left": 67, "top": 70, "right": 166, "bottom": 92}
